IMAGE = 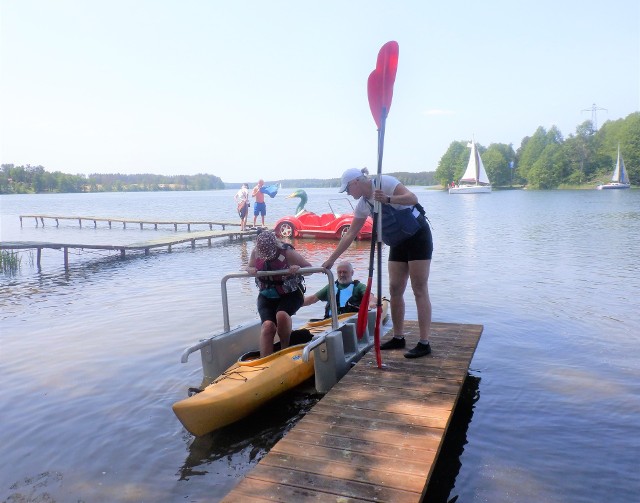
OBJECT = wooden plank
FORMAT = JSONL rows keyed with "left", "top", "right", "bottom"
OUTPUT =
{"left": 222, "top": 321, "right": 482, "bottom": 502}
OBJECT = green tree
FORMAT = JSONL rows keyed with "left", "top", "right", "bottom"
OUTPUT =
{"left": 435, "top": 141, "right": 470, "bottom": 186}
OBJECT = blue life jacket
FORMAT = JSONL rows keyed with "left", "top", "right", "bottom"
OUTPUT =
{"left": 324, "top": 280, "right": 361, "bottom": 318}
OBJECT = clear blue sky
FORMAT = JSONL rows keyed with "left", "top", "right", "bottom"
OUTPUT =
{"left": 2, "top": 0, "right": 639, "bottom": 183}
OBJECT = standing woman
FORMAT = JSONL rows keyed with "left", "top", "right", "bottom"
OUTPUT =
{"left": 248, "top": 231, "right": 311, "bottom": 357}
{"left": 234, "top": 183, "right": 250, "bottom": 231}
{"left": 322, "top": 168, "right": 434, "bottom": 358}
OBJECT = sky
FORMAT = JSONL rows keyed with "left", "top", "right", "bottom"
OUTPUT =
{"left": 1, "top": 0, "right": 639, "bottom": 184}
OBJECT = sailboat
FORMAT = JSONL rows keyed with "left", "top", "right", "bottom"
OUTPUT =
{"left": 597, "top": 145, "right": 631, "bottom": 190}
{"left": 449, "top": 139, "right": 492, "bottom": 193}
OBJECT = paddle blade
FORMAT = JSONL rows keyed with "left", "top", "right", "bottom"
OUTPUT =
{"left": 374, "top": 304, "right": 383, "bottom": 368}
{"left": 356, "top": 277, "right": 372, "bottom": 340}
{"left": 367, "top": 70, "right": 383, "bottom": 129}
{"left": 367, "top": 41, "right": 399, "bottom": 128}
{"left": 376, "top": 40, "right": 399, "bottom": 110}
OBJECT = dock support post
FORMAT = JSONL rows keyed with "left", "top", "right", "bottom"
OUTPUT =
{"left": 208, "top": 238, "right": 212, "bottom": 246}
{"left": 155, "top": 224, "right": 158, "bottom": 230}
{"left": 120, "top": 249, "right": 125, "bottom": 258}
{"left": 39, "top": 217, "right": 44, "bottom": 227}
{"left": 20, "top": 216, "right": 23, "bottom": 227}
{"left": 174, "top": 224, "right": 177, "bottom": 231}
{"left": 55, "top": 219, "right": 59, "bottom": 227}
{"left": 78, "top": 218, "right": 82, "bottom": 228}
{"left": 209, "top": 224, "right": 213, "bottom": 230}
{"left": 188, "top": 224, "right": 191, "bottom": 232}
{"left": 64, "top": 247, "right": 69, "bottom": 270}
{"left": 145, "top": 248, "right": 149, "bottom": 255}
{"left": 93, "top": 220, "right": 97, "bottom": 228}
{"left": 140, "top": 223, "right": 143, "bottom": 230}
{"left": 123, "top": 222, "right": 126, "bottom": 229}
{"left": 37, "top": 248, "right": 42, "bottom": 267}
{"left": 191, "top": 239, "right": 195, "bottom": 249}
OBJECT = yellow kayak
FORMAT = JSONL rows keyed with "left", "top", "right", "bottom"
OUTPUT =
{"left": 172, "top": 339, "right": 314, "bottom": 436}
{"left": 172, "top": 300, "right": 389, "bottom": 436}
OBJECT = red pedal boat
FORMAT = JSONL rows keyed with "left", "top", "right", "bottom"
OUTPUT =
{"left": 274, "top": 190, "right": 373, "bottom": 240}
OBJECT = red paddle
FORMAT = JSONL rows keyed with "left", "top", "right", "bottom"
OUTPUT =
{"left": 356, "top": 41, "right": 399, "bottom": 367}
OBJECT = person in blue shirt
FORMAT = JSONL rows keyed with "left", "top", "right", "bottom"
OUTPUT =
{"left": 322, "top": 167, "right": 434, "bottom": 358}
{"left": 303, "top": 261, "right": 376, "bottom": 318}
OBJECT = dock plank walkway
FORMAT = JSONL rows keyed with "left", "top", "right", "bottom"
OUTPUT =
{"left": 222, "top": 321, "right": 483, "bottom": 502}
{"left": 19, "top": 214, "right": 242, "bottom": 231}
{"left": 1, "top": 229, "right": 257, "bottom": 270}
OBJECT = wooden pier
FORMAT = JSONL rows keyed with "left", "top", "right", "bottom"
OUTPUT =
{"left": 1, "top": 229, "right": 257, "bottom": 271}
{"left": 222, "top": 321, "right": 483, "bottom": 502}
{"left": 19, "top": 214, "right": 242, "bottom": 231}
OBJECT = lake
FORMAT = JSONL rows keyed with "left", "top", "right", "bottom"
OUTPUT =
{"left": 1, "top": 187, "right": 639, "bottom": 502}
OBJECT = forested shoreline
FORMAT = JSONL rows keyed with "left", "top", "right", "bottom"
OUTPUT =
{"left": 435, "top": 112, "right": 639, "bottom": 189}
{"left": 2, "top": 113, "right": 638, "bottom": 195}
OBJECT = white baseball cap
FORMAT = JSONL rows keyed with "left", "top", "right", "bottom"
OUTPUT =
{"left": 339, "top": 168, "right": 364, "bottom": 193}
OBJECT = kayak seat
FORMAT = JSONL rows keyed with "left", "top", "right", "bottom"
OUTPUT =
{"left": 238, "top": 329, "right": 314, "bottom": 362}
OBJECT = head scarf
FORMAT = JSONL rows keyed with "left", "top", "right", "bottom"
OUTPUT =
{"left": 255, "top": 231, "right": 279, "bottom": 261}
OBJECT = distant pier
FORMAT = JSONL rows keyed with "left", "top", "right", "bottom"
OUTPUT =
{"left": 3, "top": 215, "right": 262, "bottom": 271}
{"left": 19, "top": 214, "right": 242, "bottom": 232}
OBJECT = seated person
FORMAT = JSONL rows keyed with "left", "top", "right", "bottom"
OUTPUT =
{"left": 304, "top": 261, "right": 376, "bottom": 318}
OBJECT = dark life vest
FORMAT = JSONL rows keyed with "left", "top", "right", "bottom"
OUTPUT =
{"left": 255, "top": 243, "right": 305, "bottom": 297}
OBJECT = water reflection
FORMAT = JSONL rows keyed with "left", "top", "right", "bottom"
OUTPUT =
{"left": 178, "top": 383, "right": 321, "bottom": 481}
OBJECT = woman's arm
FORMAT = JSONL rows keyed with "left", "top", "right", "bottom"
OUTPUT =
{"left": 373, "top": 182, "right": 418, "bottom": 206}
{"left": 322, "top": 216, "right": 366, "bottom": 269}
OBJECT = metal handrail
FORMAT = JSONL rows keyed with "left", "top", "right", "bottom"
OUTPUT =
{"left": 221, "top": 267, "right": 338, "bottom": 332}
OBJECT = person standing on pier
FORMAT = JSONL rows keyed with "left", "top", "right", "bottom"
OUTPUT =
{"left": 252, "top": 179, "right": 267, "bottom": 228}
{"left": 322, "top": 167, "right": 434, "bottom": 359}
{"left": 247, "top": 231, "right": 311, "bottom": 357}
{"left": 234, "top": 183, "right": 250, "bottom": 231}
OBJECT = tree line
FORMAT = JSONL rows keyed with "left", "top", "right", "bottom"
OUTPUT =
{"left": 2, "top": 112, "right": 637, "bottom": 194}
{"left": 0, "top": 167, "right": 224, "bottom": 194}
{"left": 435, "top": 112, "right": 639, "bottom": 189}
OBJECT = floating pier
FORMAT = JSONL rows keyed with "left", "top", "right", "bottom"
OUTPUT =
{"left": 222, "top": 321, "right": 483, "bottom": 502}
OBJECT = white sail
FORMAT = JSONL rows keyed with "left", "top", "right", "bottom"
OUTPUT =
{"left": 611, "top": 145, "right": 630, "bottom": 184}
{"left": 459, "top": 140, "right": 491, "bottom": 186}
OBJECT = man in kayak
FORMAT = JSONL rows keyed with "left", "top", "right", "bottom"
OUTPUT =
{"left": 303, "top": 261, "right": 376, "bottom": 318}
{"left": 322, "top": 167, "right": 434, "bottom": 359}
{"left": 247, "top": 231, "right": 311, "bottom": 357}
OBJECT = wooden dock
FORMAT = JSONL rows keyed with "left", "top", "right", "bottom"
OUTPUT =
{"left": 19, "top": 214, "right": 242, "bottom": 231}
{"left": 1, "top": 229, "right": 257, "bottom": 271}
{"left": 222, "top": 321, "right": 483, "bottom": 502}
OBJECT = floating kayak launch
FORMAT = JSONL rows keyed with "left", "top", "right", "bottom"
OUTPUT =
{"left": 173, "top": 267, "right": 388, "bottom": 436}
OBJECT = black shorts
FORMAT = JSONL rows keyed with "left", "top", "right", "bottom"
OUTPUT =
{"left": 257, "top": 290, "right": 304, "bottom": 323}
{"left": 388, "top": 219, "right": 433, "bottom": 262}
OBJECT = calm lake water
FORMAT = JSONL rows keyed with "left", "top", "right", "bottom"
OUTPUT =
{"left": 1, "top": 188, "right": 639, "bottom": 502}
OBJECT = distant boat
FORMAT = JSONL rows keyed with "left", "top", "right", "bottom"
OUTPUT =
{"left": 449, "top": 140, "right": 492, "bottom": 194}
{"left": 597, "top": 145, "right": 631, "bottom": 190}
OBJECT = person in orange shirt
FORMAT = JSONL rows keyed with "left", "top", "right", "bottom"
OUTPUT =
{"left": 252, "top": 179, "right": 266, "bottom": 227}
